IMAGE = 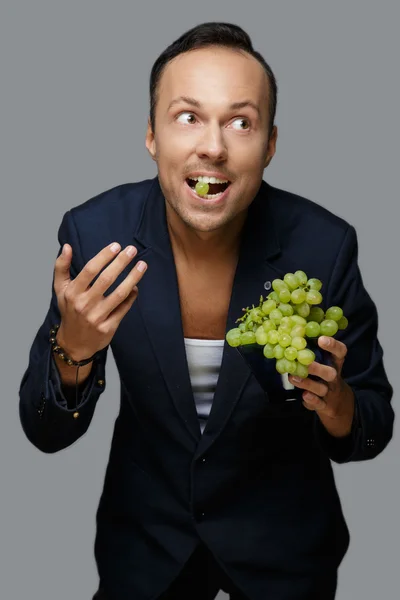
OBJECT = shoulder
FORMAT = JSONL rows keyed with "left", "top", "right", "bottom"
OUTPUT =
{"left": 263, "top": 182, "right": 358, "bottom": 283}
{"left": 265, "top": 182, "right": 355, "bottom": 253}
{"left": 266, "top": 183, "right": 351, "bottom": 235}
{"left": 68, "top": 178, "right": 156, "bottom": 225}
{"left": 59, "top": 177, "right": 157, "bottom": 263}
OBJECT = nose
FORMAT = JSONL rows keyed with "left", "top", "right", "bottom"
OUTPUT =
{"left": 196, "top": 123, "right": 227, "bottom": 161}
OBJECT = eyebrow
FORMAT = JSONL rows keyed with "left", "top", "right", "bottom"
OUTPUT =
{"left": 167, "top": 96, "right": 261, "bottom": 119}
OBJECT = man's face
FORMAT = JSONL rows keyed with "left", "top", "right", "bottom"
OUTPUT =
{"left": 146, "top": 46, "right": 277, "bottom": 234}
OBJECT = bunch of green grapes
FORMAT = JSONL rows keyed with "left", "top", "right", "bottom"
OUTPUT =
{"left": 225, "top": 270, "right": 348, "bottom": 378}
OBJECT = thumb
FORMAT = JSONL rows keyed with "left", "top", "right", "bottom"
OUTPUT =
{"left": 54, "top": 243, "right": 72, "bottom": 295}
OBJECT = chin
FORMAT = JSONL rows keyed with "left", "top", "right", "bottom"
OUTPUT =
{"left": 183, "top": 215, "right": 225, "bottom": 233}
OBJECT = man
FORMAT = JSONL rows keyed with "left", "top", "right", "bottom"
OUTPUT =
{"left": 19, "top": 21, "right": 394, "bottom": 600}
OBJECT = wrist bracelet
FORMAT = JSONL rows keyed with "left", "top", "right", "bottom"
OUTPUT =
{"left": 49, "top": 324, "right": 100, "bottom": 366}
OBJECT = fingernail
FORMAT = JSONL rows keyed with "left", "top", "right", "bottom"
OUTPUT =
{"left": 291, "top": 376, "right": 302, "bottom": 383}
{"left": 126, "top": 246, "right": 136, "bottom": 257}
{"left": 323, "top": 336, "right": 331, "bottom": 346}
{"left": 110, "top": 243, "right": 120, "bottom": 253}
{"left": 137, "top": 261, "right": 146, "bottom": 272}
{"left": 62, "top": 244, "right": 67, "bottom": 255}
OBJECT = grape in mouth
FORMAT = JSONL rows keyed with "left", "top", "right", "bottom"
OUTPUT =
{"left": 187, "top": 178, "right": 230, "bottom": 196}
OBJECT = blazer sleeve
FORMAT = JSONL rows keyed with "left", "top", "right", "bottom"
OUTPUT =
{"left": 313, "top": 224, "right": 394, "bottom": 464}
{"left": 19, "top": 210, "right": 109, "bottom": 453}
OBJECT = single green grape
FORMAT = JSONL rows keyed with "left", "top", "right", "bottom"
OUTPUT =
{"left": 308, "top": 307, "right": 325, "bottom": 323}
{"left": 295, "top": 362, "right": 309, "bottom": 378}
{"left": 305, "top": 321, "right": 321, "bottom": 338}
{"left": 325, "top": 306, "right": 344, "bottom": 322}
{"left": 279, "top": 303, "right": 294, "bottom": 317}
{"left": 290, "top": 315, "right": 307, "bottom": 326}
{"left": 263, "top": 343, "right": 276, "bottom": 359}
{"left": 262, "top": 319, "right": 276, "bottom": 333}
{"left": 272, "top": 279, "right": 288, "bottom": 292}
{"left": 337, "top": 316, "right": 348, "bottom": 330}
{"left": 270, "top": 309, "right": 283, "bottom": 324}
{"left": 284, "top": 346, "right": 298, "bottom": 361}
{"left": 238, "top": 323, "right": 246, "bottom": 333}
{"left": 297, "top": 349, "right": 316, "bottom": 366}
{"left": 278, "top": 325, "right": 290, "bottom": 337}
{"left": 240, "top": 331, "right": 256, "bottom": 345}
{"left": 280, "top": 316, "right": 294, "bottom": 328}
{"left": 261, "top": 299, "right": 276, "bottom": 314}
{"left": 320, "top": 319, "right": 339, "bottom": 337}
{"left": 307, "top": 278, "right": 322, "bottom": 292}
{"left": 291, "top": 336, "right": 307, "bottom": 350}
{"left": 285, "top": 359, "right": 298, "bottom": 375}
{"left": 195, "top": 181, "right": 209, "bottom": 196}
{"left": 295, "top": 302, "right": 311, "bottom": 318}
{"left": 306, "top": 290, "right": 323, "bottom": 305}
{"left": 268, "top": 291, "right": 280, "bottom": 303}
{"left": 274, "top": 344, "right": 285, "bottom": 359}
{"left": 226, "top": 328, "right": 241, "bottom": 347}
{"left": 291, "top": 288, "right": 307, "bottom": 304}
{"left": 291, "top": 325, "right": 306, "bottom": 338}
{"left": 278, "top": 333, "right": 292, "bottom": 348}
{"left": 278, "top": 288, "right": 291, "bottom": 303}
{"left": 284, "top": 273, "right": 300, "bottom": 290}
{"left": 294, "top": 270, "right": 308, "bottom": 286}
{"left": 255, "top": 326, "right": 268, "bottom": 345}
{"left": 276, "top": 358, "right": 287, "bottom": 374}
{"left": 268, "top": 330, "right": 280, "bottom": 345}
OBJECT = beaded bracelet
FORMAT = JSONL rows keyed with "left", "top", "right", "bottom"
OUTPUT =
{"left": 50, "top": 324, "right": 101, "bottom": 416}
{"left": 49, "top": 324, "right": 100, "bottom": 366}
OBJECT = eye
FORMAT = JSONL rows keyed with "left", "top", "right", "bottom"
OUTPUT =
{"left": 231, "top": 118, "right": 250, "bottom": 131}
{"left": 176, "top": 112, "right": 197, "bottom": 125}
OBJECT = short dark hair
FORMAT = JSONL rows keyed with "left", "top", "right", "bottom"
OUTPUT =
{"left": 149, "top": 22, "right": 278, "bottom": 137}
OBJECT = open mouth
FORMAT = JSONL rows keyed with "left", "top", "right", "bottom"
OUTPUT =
{"left": 186, "top": 175, "right": 231, "bottom": 199}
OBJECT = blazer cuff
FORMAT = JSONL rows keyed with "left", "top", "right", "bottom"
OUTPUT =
{"left": 49, "top": 352, "right": 104, "bottom": 411}
{"left": 313, "top": 394, "right": 362, "bottom": 463}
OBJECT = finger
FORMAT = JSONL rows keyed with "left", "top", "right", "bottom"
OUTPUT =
{"left": 95, "top": 260, "right": 147, "bottom": 320}
{"left": 88, "top": 245, "right": 138, "bottom": 298}
{"left": 318, "top": 336, "right": 347, "bottom": 372}
{"left": 73, "top": 242, "right": 123, "bottom": 294}
{"left": 302, "top": 393, "right": 327, "bottom": 411}
{"left": 307, "top": 361, "right": 338, "bottom": 384}
{"left": 54, "top": 243, "right": 72, "bottom": 296}
{"left": 288, "top": 374, "right": 329, "bottom": 398}
{"left": 103, "top": 286, "right": 139, "bottom": 330}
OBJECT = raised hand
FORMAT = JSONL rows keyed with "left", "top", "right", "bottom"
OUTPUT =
{"left": 53, "top": 242, "right": 147, "bottom": 361}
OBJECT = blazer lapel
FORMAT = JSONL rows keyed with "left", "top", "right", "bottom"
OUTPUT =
{"left": 133, "top": 178, "right": 202, "bottom": 444}
{"left": 132, "top": 177, "right": 286, "bottom": 453}
{"left": 194, "top": 182, "right": 286, "bottom": 457}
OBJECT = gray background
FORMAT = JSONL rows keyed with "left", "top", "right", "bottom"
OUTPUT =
{"left": 1, "top": 1, "right": 399, "bottom": 598}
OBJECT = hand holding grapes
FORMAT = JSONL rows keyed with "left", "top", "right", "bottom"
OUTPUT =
{"left": 226, "top": 269, "right": 355, "bottom": 437}
{"left": 289, "top": 335, "right": 355, "bottom": 437}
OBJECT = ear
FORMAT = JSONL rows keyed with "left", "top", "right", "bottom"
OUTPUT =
{"left": 145, "top": 117, "right": 157, "bottom": 161}
{"left": 264, "top": 125, "right": 278, "bottom": 168}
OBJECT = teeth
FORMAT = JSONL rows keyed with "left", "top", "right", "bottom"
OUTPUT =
{"left": 203, "top": 192, "right": 224, "bottom": 199}
{"left": 189, "top": 175, "right": 229, "bottom": 184}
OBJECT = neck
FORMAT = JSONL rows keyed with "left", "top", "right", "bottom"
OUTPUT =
{"left": 165, "top": 203, "right": 247, "bottom": 266}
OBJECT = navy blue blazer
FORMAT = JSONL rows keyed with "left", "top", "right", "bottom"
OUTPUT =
{"left": 19, "top": 177, "right": 394, "bottom": 600}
